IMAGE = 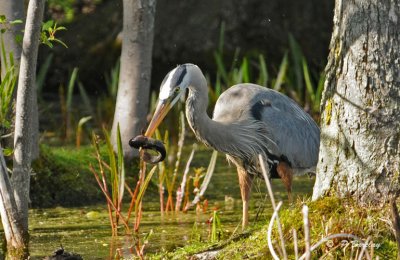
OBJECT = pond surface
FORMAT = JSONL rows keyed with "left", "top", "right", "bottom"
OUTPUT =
{"left": 0, "top": 148, "right": 314, "bottom": 259}
{"left": 27, "top": 170, "right": 314, "bottom": 259}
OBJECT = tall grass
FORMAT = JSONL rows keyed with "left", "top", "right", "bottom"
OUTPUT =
{"left": 210, "top": 27, "right": 324, "bottom": 118}
{"left": 0, "top": 33, "right": 17, "bottom": 137}
{"left": 90, "top": 126, "right": 129, "bottom": 236}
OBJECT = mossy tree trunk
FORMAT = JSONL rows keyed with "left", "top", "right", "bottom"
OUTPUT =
{"left": 313, "top": 0, "right": 400, "bottom": 202}
{"left": 111, "top": 0, "right": 156, "bottom": 160}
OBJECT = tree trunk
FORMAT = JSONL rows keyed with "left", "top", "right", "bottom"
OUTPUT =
{"left": 111, "top": 0, "right": 156, "bottom": 160}
{"left": 4, "top": 0, "right": 45, "bottom": 257}
{"left": 0, "top": 0, "right": 24, "bottom": 80}
{"left": 0, "top": 147, "right": 26, "bottom": 258}
{"left": 313, "top": 0, "right": 400, "bottom": 203}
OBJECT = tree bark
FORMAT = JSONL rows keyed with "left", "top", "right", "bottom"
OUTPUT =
{"left": 111, "top": 0, "right": 156, "bottom": 160}
{"left": 313, "top": 0, "right": 400, "bottom": 203}
{"left": 4, "top": 0, "right": 45, "bottom": 257}
{"left": 0, "top": 147, "right": 26, "bottom": 258}
{"left": 0, "top": 0, "right": 24, "bottom": 80}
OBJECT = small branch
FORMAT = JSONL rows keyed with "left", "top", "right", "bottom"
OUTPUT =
{"left": 292, "top": 228, "right": 298, "bottom": 260}
{"left": 390, "top": 197, "right": 400, "bottom": 260}
{"left": 259, "top": 155, "right": 287, "bottom": 259}
{"left": 302, "top": 205, "right": 311, "bottom": 260}
{"left": 267, "top": 201, "right": 283, "bottom": 260}
{"left": 175, "top": 145, "right": 196, "bottom": 211}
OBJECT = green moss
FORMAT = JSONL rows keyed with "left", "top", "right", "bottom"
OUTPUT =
{"left": 324, "top": 98, "right": 333, "bottom": 125}
{"left": 151, "top": 197, "right": 398, "bottom": 259}
{"left": 30, "top": 144, "right": 140, "bottom": 207}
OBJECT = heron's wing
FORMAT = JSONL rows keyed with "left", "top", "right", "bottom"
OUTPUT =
{"left": 213, "top": 84, "right": 320, "bottom": 169}
{"left": 256, "top": 90, "right": 320, "bottom": 169}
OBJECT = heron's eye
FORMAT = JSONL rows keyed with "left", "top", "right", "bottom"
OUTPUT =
{"left": 174, "top": 87, "right": 180, "bottom": 93}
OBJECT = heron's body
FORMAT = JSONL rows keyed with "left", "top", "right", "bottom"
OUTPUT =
{"left": 212, "top": 84, "right": 319, "bottom": 174}
{"left": 145, "top": 64, "right": 320, "bottom": 228}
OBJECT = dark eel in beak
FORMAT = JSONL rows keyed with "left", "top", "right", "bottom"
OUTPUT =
{"left": 129, "top": 135, "right": 166, "bottom": 164}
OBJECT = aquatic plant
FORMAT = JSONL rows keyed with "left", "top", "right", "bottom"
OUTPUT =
{"left": 0, "top": 32, "right": 17, "bottom": 139}
{"left": 210, "top": 25, "right": 324, "bottom": 118}
{"left": 210, "top": 210, "right": 223, "bottom": 243}
{"left": 90, "top": 125, "right": 129, "bottom": 236}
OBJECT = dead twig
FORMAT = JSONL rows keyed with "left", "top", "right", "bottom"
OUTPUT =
{"left": 259, "top": 155, "right": 288, "bottom": 259}
{"left": 390, "top": 197, "right": 400, "bottom": 260}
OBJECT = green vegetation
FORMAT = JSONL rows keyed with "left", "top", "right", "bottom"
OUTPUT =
{"left": 6, "top": 14, "right": 386, "bottom": 258}
{"left": 40, "top": 20, "right": 67, "bottom": 48}
{"left": 209, "top": 25, "right": 324, "bottom": 119}
{"left": 152, "top": 197, "right": 397, "bottom": 259}
{"left": 47, "top": 0, "right": 103, "bottom": 23}
{"left": 0, "top": 18, "right": 18, "bottom": 139}
{"left": 31, "top": 145, "right": 104, "bottom": 207}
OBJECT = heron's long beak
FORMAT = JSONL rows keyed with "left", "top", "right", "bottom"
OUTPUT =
{"left": 144, "top": 99, "right": 172, "bottom": 137}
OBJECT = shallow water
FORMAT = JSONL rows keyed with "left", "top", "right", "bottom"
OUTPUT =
{"left": 1, "top": 149, "right": 315, "bottom": 259}
{"left": 26, "top": 174, "right": 314, "bottom": 259}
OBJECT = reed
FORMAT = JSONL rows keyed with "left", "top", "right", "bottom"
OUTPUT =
{"left": 0, "top": 33, "right": 17, "bottom": 137}
{"left": 89, "top": 125, "right": 129, "bottom": 236}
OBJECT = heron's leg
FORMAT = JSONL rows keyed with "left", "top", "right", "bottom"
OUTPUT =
{"left": 237, "top": 167, "right": 254, "bottom": 229}
{"left": 277, "top": 162, "right": 293, "bottom": 203}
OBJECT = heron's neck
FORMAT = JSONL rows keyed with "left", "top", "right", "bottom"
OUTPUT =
{"left": 185, "top": 80, "right": 230, "bottom": 151}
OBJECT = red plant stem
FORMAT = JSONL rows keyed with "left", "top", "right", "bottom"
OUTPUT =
{"left": 134, "top": 158, "right": 146, "bottom": 232}
{"left": 126, "top": 180, "right": 141, "bottom": 222}
{"left": 159, "top": 183, "right": 164, "bottom": 215}
{"left": 163, "top": 195, "right": 170, "bottom": 212}
{"left": 90, "top": 165, "right": 131, "bottom": 232}
{"left": 92, "top": 140, "right": 117, "bottom": 234}
{"left": 90, "top": 164, "right": 116, "bottom": 235}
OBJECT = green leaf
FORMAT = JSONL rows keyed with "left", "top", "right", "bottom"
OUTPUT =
{"left": 257, "top": 54, "right": 268, "bottom": 87}
{"left": 302, "top": 57, "right": 315, "bottom": 103}
{"left": 273, "top": 52, "right": 288, "bottom": 91}
{"left": 10, "top": 19, "right": 23, "bottom": 25}
{"left": 135, "top": 165, "right": 157, "bottom": 211}
{"left": 0, "top": 15, "right": 6, "bottom": 24}
{"left": 55, "top": 26, "right": 67, "bottom": 31}
{"left": 116, "top": 124, "right": 125, "bottom": 205}
{"left": 240, "top": 57, "right": 250, "bottom": 83}
{"left": 42, "top": 20, "right": 54, "bottom": 31}
{"left": 3, "top": 148, "right": 13, "bottom": 156}
{"left": 66, "top": 68, "right": 78, "bottom": 112}
{"left": 51, "top": 38, "right": 68, "bottom": 48}
{"left": 103, "top": 127, "right": 118, "bottom": 205}
{"left": 14, "top": 34, "right": 23, "bottom": 44}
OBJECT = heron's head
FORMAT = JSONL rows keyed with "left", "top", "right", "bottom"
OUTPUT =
{"left": 145, "top": 64, "right": 193, "bottom": 137}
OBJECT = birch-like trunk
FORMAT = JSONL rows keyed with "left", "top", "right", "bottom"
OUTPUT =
{"left": 313, "top": 0, "right": 400, "bottom": 202}
{"left": 0, "top": 0, "right": 45, "bottom": 257}
{"left": 0, "top": 147, "right": 26, "bottom": 257}
{"left": 111, "top": 0, "right": 156, "bottom": 160}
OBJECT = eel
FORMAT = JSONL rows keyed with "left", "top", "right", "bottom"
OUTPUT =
{"left": 129, "top": 135, "right": 166, "bottom": 164}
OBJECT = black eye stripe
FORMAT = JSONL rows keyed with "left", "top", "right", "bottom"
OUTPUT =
{"left": 175, "top": 65, "right": 187, "bottom": 85}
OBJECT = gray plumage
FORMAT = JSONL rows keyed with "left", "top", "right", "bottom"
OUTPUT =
{"left": 150, "top": 63, "right": 320, "bottom": 228}
{"left": 177, "top": 64, "right": 320, "bottom": 175}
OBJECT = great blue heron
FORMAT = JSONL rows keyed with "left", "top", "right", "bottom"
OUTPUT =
{"left": 143, "top": 63, "right": 320, "bottom": 228}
